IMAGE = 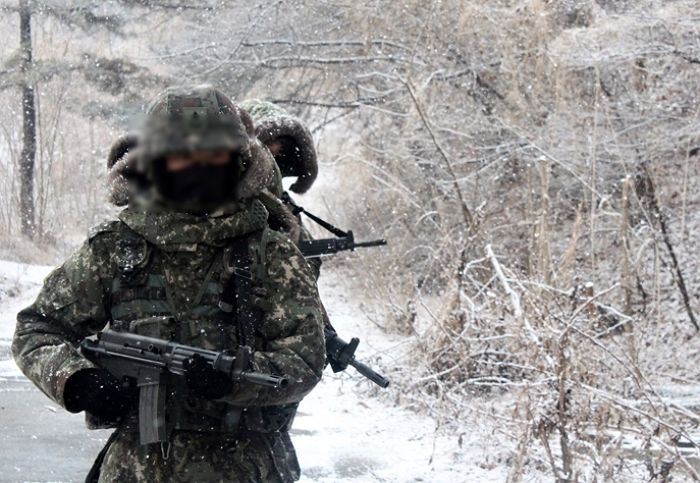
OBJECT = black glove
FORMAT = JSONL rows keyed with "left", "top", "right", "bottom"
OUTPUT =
{"left": 64, "top": 368, "right": 136, "bottom": 421}
{"left": 183, "top": 354, "right": 233, "bottom": 400}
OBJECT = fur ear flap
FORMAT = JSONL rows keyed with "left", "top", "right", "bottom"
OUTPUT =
{"left": 234, "top": 103, "right": 283, "bottom": 201}
{"left": 257, "top": 190, "right": 301, "bottom": 243}
{"left": 108, "top": 152, "right": 142, "bottom": 206}
{"left": 107, "top": 134, "right": 144, "bottom": 206}
{"left": 107, "top": 134, "right": 138, "bottom": 169}
{"left": 235, "top": 106, "right": 257, "bottom": 138}
{"left": 235, "top": 138, "right": 279, "bottom": 201}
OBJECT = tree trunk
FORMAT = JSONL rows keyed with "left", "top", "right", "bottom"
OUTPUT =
{"left": 19, "top": 0, "right": 36, "bottom": 239}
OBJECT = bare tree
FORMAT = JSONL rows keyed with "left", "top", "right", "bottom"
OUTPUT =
{"left": 18, "top": 0, "right": 35, "bottom": 238}
{"left": 0, "top": 0, "right": 167, "bottom": 243}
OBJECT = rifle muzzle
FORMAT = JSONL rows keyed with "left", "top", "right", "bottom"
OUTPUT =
{"left": 241, "top": 371, "right": 289, "bottom": 389}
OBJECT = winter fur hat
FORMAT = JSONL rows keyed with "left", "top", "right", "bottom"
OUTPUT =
{"left": 107, "top": 136, "right": 282, "bottom": 202}
{"left": 107, "top": 96, "right": 279, "bottom": 204}
{"left": 240, "top": 99, "right": 318, "bottom": 194}
{"left": 106, "top": 103, "right": 300, "bottom": 240}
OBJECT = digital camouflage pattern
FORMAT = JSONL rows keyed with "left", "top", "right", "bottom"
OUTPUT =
{"left": 141, "top": 86, "right": 253, "bottom": 165}
{"left": 99, "top": 430, "right": 293, "bottom": 482}
{"left": 13, "top": 86, "right": 326, "bottom": 482}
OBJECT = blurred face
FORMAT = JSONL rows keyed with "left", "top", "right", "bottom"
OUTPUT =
{"left": 266, "top": 140, "right": 283, "bottom": 156}
{"left": 165, "top": 150, "right": 231, "bottom": 172}
{"left": 155, "top": 149, "right": 237, "bottom": 210}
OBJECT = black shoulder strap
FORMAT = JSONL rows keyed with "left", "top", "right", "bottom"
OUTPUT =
{"left": 219, "top": 233, "right": 261, "bottom": 347}
{"left": 85, "top": 430, "right": 120, "bottom": 483}
{"left": 281, "top": 192, "right": 349, "bottom": 237}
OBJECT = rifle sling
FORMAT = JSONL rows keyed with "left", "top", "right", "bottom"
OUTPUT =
{"left": 84, "top": 430, "right": 119, "bottom": 483}
{"left": 220, "top": 234, "right": 260, "bottom": 347}
{"left": 282, "top": 192, "right": 348, "bottom": 238}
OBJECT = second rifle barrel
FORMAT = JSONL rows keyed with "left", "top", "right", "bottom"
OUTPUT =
{"left": 349, "top": 359, "right": 390, "bottom": 388}
{"left": 354, "top": 239, "right": 387, "bottom": 248}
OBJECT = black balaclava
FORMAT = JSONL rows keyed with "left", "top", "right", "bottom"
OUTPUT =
{"left": 151, "top": 153, "right": 240, "bottom": 214}
{"left": 273, "top": 135, "right": 304, "bottom": 178}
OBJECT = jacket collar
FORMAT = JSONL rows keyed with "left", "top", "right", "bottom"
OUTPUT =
{"left": 118, "top": 198, "right": 268, "bottom": 251}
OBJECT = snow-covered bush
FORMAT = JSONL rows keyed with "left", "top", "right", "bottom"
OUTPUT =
{"left": 314, "top": 1, "right": 700, "bottom": 480}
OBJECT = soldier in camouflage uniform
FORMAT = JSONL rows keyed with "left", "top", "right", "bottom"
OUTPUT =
{"left": 12, "top": 86, "right": 326, "bottom": 482}
{"left": 238, "top": 99, "right": 318, "bottom": 198}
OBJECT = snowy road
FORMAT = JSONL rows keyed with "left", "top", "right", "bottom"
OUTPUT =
{"left": 0, "top": 260, "right": 499, "bottom": 483}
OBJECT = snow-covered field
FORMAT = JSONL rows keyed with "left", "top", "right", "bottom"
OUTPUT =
{"left": 0, "top": 261, "right": 53, "bottom": 380}
{"left": 0, "top": 259, "right": 502, "bottom": 483}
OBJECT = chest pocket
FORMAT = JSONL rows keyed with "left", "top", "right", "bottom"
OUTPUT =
{"left": 108, "top": 229, "right": 267, "bottom": 352}
{"left": 109, "top": 230, "right": 172, "bottom": 328}
{"left": 110, "top": 274, "right": 170, "bottom": 324}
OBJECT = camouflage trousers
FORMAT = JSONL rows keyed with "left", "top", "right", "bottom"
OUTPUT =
{"left": 97, "top": 429, "right": 299, "bottom": 482}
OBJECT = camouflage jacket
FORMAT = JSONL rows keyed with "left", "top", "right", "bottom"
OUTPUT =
{"left": 12, "top": 198, "right": 326, "bottom": 419}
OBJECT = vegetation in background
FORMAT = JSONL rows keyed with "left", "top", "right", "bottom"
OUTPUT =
{"left": 1, "top": 1, "right": 699, "bottom": 480}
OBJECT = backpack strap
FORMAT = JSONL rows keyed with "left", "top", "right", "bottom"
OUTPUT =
{"left": 218, "top": 230, "right": 265, "bottom": 347}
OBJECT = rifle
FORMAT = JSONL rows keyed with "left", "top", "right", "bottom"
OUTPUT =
{"left": 299, "top": 230, "right": 387, "bottom": 258}
{"left": 324, "top": 327, "right": 390, "bottom": 388}
{"left": 282, "top": 194, "right": 390, "bottom": 387}
{"left": 282, "top": 193, "right": 387, "bottom": 259}
{"left": 81, "top": 330, "right": 288, "bottom": 445}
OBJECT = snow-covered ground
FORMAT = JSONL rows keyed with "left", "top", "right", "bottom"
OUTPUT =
{"left": 0, "top": 259, "right": 502, "bottom": 483}
{"left": 0, "top": 260, "right": 53, "bottom": 380}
